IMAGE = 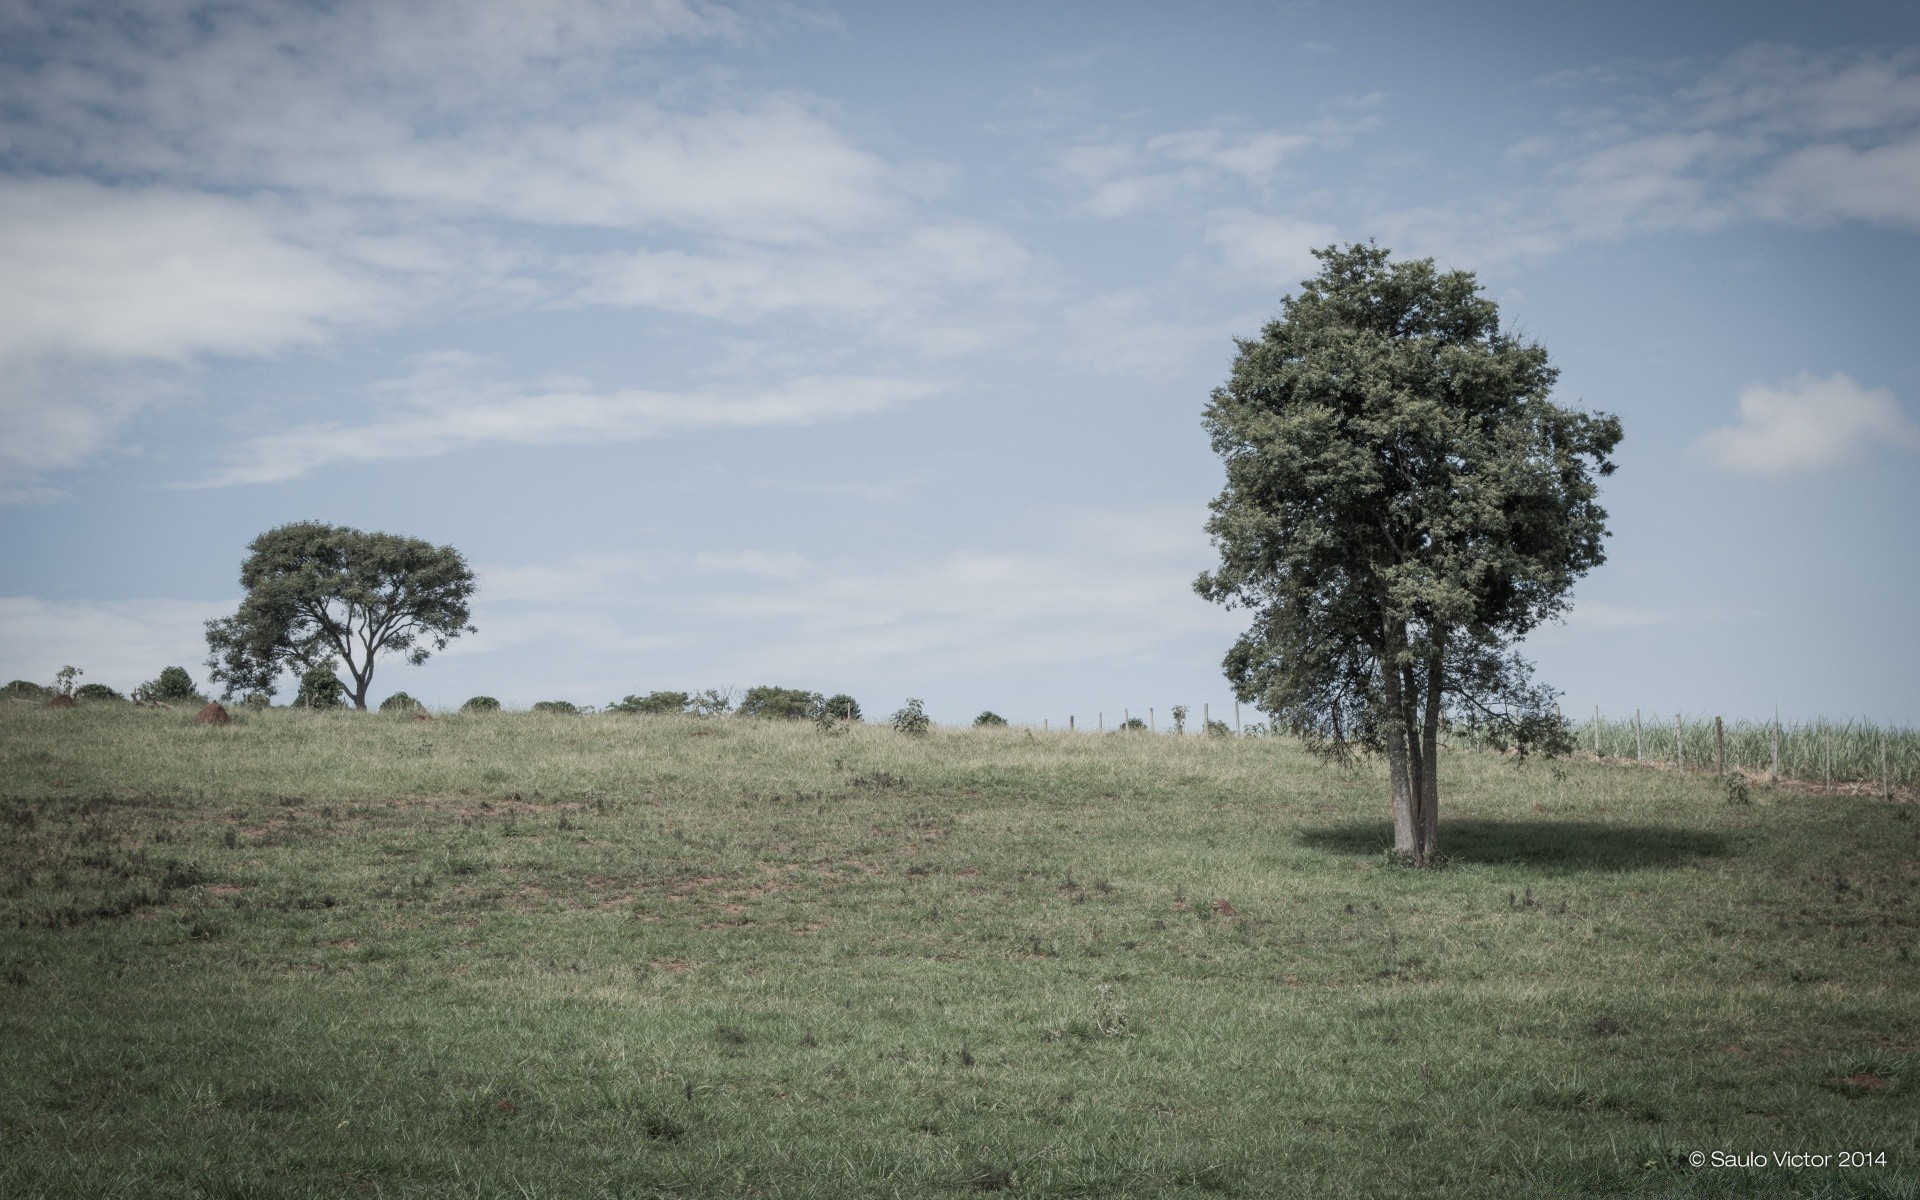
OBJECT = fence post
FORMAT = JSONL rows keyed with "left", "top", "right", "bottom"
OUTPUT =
{"left": 1594, "top": 706, "right": 1601, "bottom": 758}
{"left": 1769, "top": 713, "right": 1779, "bottom": 783}
{"left": 1099, "top": 712, "right": 1104, "bottom": 733}
{"left": 1149, "top": 708, "right": 1156, "bottom": 733}
{"left": 1044, "top": 719, "right": 1048, "bottom": 732}
{"left": 1676, "top": 714, "right": 1684, "bottom": 772}
{"left": 1234, "top": 701, "right": 1241, "bottom": 734}
{"left": 1635, "top": 709, "right": 1642, "bottom": 762}
{"left": 1204, "top": 703, "right": 1210, "bottom": 733}
{"left": 1069, "top": 715, "right": 1075, "bottom": 733}
{"left": 1715, "top": 716, "right": 1724, "bottom": 775}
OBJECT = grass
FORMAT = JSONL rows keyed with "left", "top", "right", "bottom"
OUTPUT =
{"left": 0, "top": 702, "right": 1915, "bottom": 1198}
{"left": 1573, "top": 713, "right": 1919, "bottom": 792}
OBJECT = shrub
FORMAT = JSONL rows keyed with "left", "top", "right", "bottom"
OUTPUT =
{"left": 532, "top": 700, "right": 579, "bottom": 715}
{"left": 74, "top": 683, "right": 126, "bottom": 703}
{"left": 52, "top": 665, "right": 82, "bottom": 698}
{"left": 379, "top": 692, "right": 424, "bottom": 714}
{"left": 462, "top": 696, "right": 501, "bottom": 713}
{"left": 136, "top": 666, "right": 202, "bottom": 705}
{"left": 973, "top": 711, "right": 1008, "bottom": 727}
{"left": 1205, "top": 719, "right": 1232, "bottom": 738}
{"left": 891, "top": 698, "right": 931, "bottom": 736}
{"left": 241, "top": 692, "right": 272, "bottom": 710}
{"left": 1118, "top": 717, "right": 1147, "bottom": 732}
{"left": 3, "top": 680, "right": 50, "bottom": 701}
{"left": 738, "top": 686, "right": 822, "bottom": 721}
{"left": 609, "top": 691, "right": 690, "bottom": 715}
{"left": 292, "top": 665, "right": 346, "bottom": 709}
{"left": 1170, "top": 705, "right": 1189, "bottom": 735}
{"left": 688, "top": 688, "right": 734, "bottom": 718}
{"left": 821, "top": 694, "right": 862, "bottom": 722}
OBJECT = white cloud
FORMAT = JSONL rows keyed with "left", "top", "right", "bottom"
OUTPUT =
{"left": 0, "top": 0, "right": 1024, "bottom": 494}
{"left": 467, "top": 504, "right": 1238, "bottom": 692}
{"left": 1379, "top": 46, "right": 1920, "bottom": 267}
{"left": 0, "top": 179, "right": 382, "bottom": 364}
{"left": 575, "top": 224, "right": 1032, "bottom": 323}
{"left": 197, "top": 354, "right": 944, "bottom": 485}
{"left": 0, "top": 597, "right": 232, "bottom": 695}
{"left": 694, "top": 551, "right": 812, "bottom": 579}
{"left": 481, "top": 554, "right": 655, "bottom": 606}
{"left": 1204, "top": 210, "right": 1339, "bottom": 286}
{"left": 1756, "top": 136, "right": 1920, "bottom": 226}
{"left": 1697, "top": 371, "right": 1919, "bottom": 476}
{"left": 1062, "top": 291, "right": 1252, "bottom": 376}
{"left": 1061, "top": 116, "right": 1366, "bottom": 218}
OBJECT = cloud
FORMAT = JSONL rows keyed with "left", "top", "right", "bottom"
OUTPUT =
{"left": 197, "top": 354, "right": 945, "bottom": 485}
{"left": 0, "top": 596, "right": 233, "bottom": 694}
{"left": 1697, "top": 371, "right": 1919, "bottom": 476}
{"left": 1204, "top": 210, "right": 1339, "bottom": 286}
{"left": 1377, "top": 46, "right": 1920, "bottom": 267}
{"left": 694, "top": 551, "right": 812, "bottom": 579}
{"left": 480, "top": 554, "right": 655, "bottom": 606}
{"left": 573, "top": 223, "right": 1033, "bottom": 327}
{"left": 0, "top": 179, "right": 383, "bottom": 365}
{"left": 1061, "top": 115, "right": 1369, "bottom": 218}
{"left": 0, "top": 0, "right": 1023, "bottom": 494}
{"left": 466, "top": 504, "right": 1239, "bottom": 694}
{"left": 1061, "top": 291, "right": 1251, "bottom": 376}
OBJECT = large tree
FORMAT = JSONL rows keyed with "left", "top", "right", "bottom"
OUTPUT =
{"left": 1195, "top": 244, "right": 1622, "bottom": 863}
{"left": 205, "top": 522, "right": 477, "bottom": 710}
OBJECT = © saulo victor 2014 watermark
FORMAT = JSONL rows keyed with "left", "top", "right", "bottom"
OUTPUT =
{"left": 1688, "top": 1150, "right": 1890, "bottom": 1170}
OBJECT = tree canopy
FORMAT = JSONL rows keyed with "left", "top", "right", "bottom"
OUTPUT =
{"left": 1195, "top": 243, "right": 1621, "bottom": 862}
{"left": 205, "top": 522, "right": 476, "bottom": 710}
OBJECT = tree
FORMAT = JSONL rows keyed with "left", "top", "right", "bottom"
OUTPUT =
{"left": 205, "top": 522, "right": 476, "bottom": 710}
{"left": 608, "top": 691, "right": 691, "bottom": 715}
{"left": 1195, "top": 244, "right": 1621, "bottom": 863}
{"left": 135, "top": 666, "right": 202, "bottom": 704}
{"left": 821, "top": 693, "right": 862, "bottom": 723}
{"left": 737, "top": 686, "right": 823, "bottom": 721}
{"left": 294, "top": 663, "right": 346, "bottom": 709}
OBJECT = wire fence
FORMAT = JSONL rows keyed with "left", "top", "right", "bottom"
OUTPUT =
{"left": 1566, "top": 709, "right": 1917, "bottom": 794}
{"left": 1022, "top": 702, "right": 1262, "bottom": 737}
{"left": 1016, "top": 700, "right": 1916, "bottom": 796}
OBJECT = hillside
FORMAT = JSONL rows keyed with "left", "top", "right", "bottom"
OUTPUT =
{"left": 1, "top": 705, "right": 1914, "bottom": 1198}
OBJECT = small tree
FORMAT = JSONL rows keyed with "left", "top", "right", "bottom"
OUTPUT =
{"left": 205, "top": 522, "right": 476, "bottom": 710}
{"left": 379, "top": 692, "right": 423, "bottom": 714}
{"left": 890, "top": 699, "right": 931, "bottom": 736}
{"left": 973, "top": 711, "right": 1008, "bottom": 727}
{"left": 52, "top": 666, "right": 81, "bottom": 698}
{"left": 821, "top": 694, "right": 862, "bottom": 723}
{"left": 1196, "top": 243, "right": 1619, "bottom": 863}
{"left": 293, "top": 664, "right": 346, "bottom": 709}
{"left": 135, "top": 666, "right": 201, "bottom": 704}
{"left": 461, "top": 696, "right": 501, "bottom": 713}
{"left": 609, "top": 691, "right": 691, "bottom": 715}
{"left": 75, "top": 683, "right": 126, "bottom": 703}
{"left": 738, "top": 686, "right": 823, "bottom": 721}
{"left": 688, "top": 688, "right": 734, "bottom": 718}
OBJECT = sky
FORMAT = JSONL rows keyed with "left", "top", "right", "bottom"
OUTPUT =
{"left": 1, "top": 0, "right": 1917, "bottom": 727}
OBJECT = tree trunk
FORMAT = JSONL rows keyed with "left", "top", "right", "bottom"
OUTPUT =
{"left": 1381, "top": 622, "right": 1418, "bottom": 858}
{"left": 1417, "top": 646, "right": 1444, "bottom": 859}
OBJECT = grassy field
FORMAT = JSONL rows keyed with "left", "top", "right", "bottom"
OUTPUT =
{"left": 1, "top": 704, "right": 1915, "bottom": 1199}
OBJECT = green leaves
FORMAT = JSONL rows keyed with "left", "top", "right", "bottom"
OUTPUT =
{"left": 1198, "top": 243, "right": 1619, "bottom": 757}
{"left": 205, "top": 522, "right": 476, "bottom": 708}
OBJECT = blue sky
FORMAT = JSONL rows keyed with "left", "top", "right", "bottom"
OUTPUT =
{"left": 1, "top": 0, "right": 1917, "bottom": 725}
